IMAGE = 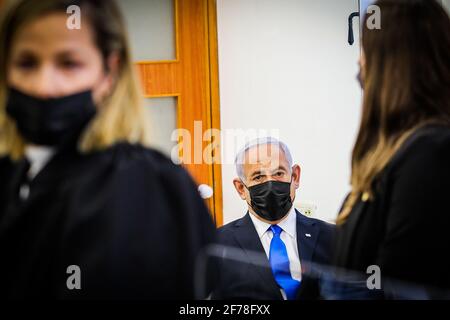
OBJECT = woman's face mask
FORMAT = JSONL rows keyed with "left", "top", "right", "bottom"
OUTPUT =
{"left": 243, "top": 178, "right": 294, "bottom": 222}
{"left": 6, "top": 87, "right": 97, "bottom": 147}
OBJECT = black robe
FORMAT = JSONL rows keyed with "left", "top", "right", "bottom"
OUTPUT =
{"left": 0, "top": 143, "right": 216, "bottom": 299}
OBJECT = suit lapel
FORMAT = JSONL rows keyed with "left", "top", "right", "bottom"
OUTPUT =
{"left": 295, "top": 210, "right": 319, "bottom": 265}
{"left": 233, "top": 213, "right": 282, "bottom": 298}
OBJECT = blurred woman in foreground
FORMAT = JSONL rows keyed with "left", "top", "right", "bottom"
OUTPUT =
{"left": 0, "top": 0, "right": 215, "bottom": 299}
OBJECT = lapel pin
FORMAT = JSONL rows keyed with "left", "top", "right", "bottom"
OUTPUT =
{"left": 305, "top": 233, "right": 311, "bottom": 238}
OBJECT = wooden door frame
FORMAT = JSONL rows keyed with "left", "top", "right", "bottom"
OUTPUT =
{"left": 136, "top": 0, "right": 223, "bottom": 226}
{"left": 207, "top": 0, "right": 223, "bottom": 227}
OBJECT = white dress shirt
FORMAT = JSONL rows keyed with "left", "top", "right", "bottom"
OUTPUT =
{"left": 249, "top": 206, "right": 302, "bottom": 299}
{"left": 25, "top": 145, "right": 55, "bottom": 180}
{"left": 19, "top": 145, "right": 55, "bottom": 200}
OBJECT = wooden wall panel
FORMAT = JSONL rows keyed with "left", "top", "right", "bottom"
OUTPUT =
{"left": 137, "top": 62, "right": 181, "bottom": 97}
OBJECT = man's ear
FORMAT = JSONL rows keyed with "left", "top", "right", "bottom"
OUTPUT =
{"left": 233, "top": 178, "right": 247, "bottom": 200}
{"left": 292, "top": 164, "right": 301, "bottom": 189}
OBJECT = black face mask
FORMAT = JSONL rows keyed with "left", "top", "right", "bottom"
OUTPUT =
{"left": 6, "top": 87, "right": 97, "bottom": 147}
{"left": 244, "top": 179, "right": 294, "bottom": 222}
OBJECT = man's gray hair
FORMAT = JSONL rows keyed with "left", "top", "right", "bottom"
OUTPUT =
{"left": 234, "top": 137, "right": 293, "bottom": 181}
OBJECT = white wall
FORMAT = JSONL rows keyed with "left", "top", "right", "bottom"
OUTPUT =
{"left": 217, "top": 0, "right": 362, "bottom": 224}
{"left": 442, "top": 0, "right": 450, "bottom": 14}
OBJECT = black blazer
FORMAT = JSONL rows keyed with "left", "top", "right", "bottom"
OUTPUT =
{"left": 0, "top": 143, "right": 215, "bottom": 299}
{"left": 211, "top": 209, "right": 335, "bottom": 300}
{"left": 334, "top": 125, "right": 450, "bottom": 298}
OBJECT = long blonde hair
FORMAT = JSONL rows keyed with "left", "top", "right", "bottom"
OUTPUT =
{"left": 338, "top": 0, "right": 450, "bottom": 224}
{"left": 0, "top": 0, "right": 151, "bottom": 160}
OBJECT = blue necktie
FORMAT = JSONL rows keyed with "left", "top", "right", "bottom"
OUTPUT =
{"left": 269, "top": 225, "right": 301, "bottom": 300}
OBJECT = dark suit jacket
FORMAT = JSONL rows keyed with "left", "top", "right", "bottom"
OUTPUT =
{"left": 333, "top": 125, "right": 450, "bottom": 298}
{"left": 211, "top": 209, "right": 335, "bottom": 300}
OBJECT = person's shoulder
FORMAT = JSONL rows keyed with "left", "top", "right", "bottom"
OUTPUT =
{"left": 391, "top": 124, "right": 450, "bottom": 167}
{"left": 216, "top": 215, "right": 247, "bottom": 239}
{"left": 96, "top": 142, "right": 175, "bottom": 167}
{"left": 67, "top": 142, "right": 213, "bottom": 228}
{"left": 407, "top": 124, "right": 450, "bottom": 149}
{"left": 86, "top": 142, "right": 187, "bottom": 179}
{"left": 218, "top": 217, "right": 244, "bottom": 232}
{"left": 296, "top": 210, "right": 336, "bottom": 233}
{"left": 73, "top": 143, "right": 199, "bottom": 205}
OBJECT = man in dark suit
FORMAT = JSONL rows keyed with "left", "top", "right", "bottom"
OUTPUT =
{"left": 211, "top": 137, "right": 335, "bottom": 300}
